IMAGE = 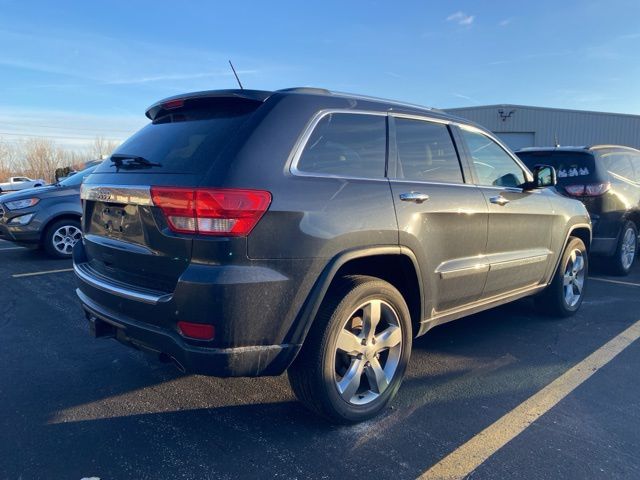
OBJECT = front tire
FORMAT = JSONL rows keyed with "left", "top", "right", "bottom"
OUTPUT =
{"left": 610, "top": 221, "right": 637, "bottom": 276}
{"left": 43, "top": 219, "right": 82, "bottom": 259}
{"left": 536, "top": 236, "right": 588, "bottom": 317}
{"left": 288, "top": 275, "right": 412, "bottom": 423}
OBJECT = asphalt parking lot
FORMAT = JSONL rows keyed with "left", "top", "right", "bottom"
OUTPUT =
{"left": 1, "top": 239, "right": 639, "bottom": 480}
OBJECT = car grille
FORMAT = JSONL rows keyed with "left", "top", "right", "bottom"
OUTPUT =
{"left": 0, "top": 203, "right": 5, "bottom": 221}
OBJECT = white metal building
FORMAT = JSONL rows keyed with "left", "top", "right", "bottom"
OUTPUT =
{"left": 444, "top": 104, "right": 640, "bottom": 152}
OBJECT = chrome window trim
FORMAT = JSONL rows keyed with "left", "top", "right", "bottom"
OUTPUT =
{"left": 288, "top": 109, "right": 472, "bottom": 183}
{"left": 74, "top": 262, "right": 172, "bottom": 305}
{"left": 288, "top": 109, "right": 389, "bottom": 181}
{"left": 81, "top": 184, "right": 153, "bottom": 206}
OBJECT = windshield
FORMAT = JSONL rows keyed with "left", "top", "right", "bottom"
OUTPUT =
{"left": 58, "top": 165, "right": 99, "bottom": 187}
{"left": 516, "top": 151, "right": 599, "bottom": 184}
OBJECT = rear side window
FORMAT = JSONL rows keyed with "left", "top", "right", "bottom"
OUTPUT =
{"left": 94, "top": 98, "right": 260, "bottom": 174}
{"left": 296, "top": 113, "right": 386, "bottom": 179}
{"left": 598, "top": 151, "right": 635, "bottom": 183}
{"left": 393, "top": 117, "right": 463, "bottom": 183}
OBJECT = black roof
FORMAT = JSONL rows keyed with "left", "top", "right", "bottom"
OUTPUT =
{"left": 145, "top": 87, "right": 462, "bottom": 124}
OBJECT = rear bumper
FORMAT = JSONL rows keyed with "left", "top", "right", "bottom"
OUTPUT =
{"left": 77, "top": 288, "right": 299, "bottom": 377}
{"left": 73, "top": 239, "right": 307, "bottom": 377}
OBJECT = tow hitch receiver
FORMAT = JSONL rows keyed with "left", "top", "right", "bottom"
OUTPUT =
{"left": 88, "top": 314, "right": 117, "bottom": 338}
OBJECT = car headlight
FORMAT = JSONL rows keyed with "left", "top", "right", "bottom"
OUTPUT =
{"left": 4, "top": 198, "right": 40, "bottom": 210}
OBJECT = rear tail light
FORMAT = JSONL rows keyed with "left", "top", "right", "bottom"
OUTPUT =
{"left": 564, "top": 184, "right": 585, "bottom": 196}
{"left": 564, "top": 182, "right": 610, "bottom": 197}
{"left": 585, "top": 182, "right": 611, "bottom": 196}
{"left": 177, "top": 321, "right": 215, "bottom": 340}
{"left": 150, "top": 187, "right": 271, "bottom": 236}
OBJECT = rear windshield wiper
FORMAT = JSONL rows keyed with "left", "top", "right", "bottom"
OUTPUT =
{"left": 110, "top": 154, "right": 162, "bottom": 169}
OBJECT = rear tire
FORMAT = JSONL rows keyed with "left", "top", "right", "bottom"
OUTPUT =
{"left": 536, "top": 236, "right": 588, "bottom": 317}
{"left": 43, "top": 219, "right": 82, "bottom": 259}
{"left": 288, "top": 275, "right": 412, "bottom": 423}
{"left": 610, "top": 221, "right": 637, "bottom": 276}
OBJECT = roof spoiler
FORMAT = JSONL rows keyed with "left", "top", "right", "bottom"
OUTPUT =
{"left": 145, "top": 89, "right": 272, "bottom": 120}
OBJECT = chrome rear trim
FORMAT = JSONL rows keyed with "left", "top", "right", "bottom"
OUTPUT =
{"left": 81, "top": 184, "right": 153, "bottom": 206}
{"left": 74, "top": 262, "right": 172, "bottom": 305}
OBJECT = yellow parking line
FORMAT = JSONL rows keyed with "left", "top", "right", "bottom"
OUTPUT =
{"left": 417, "top": 319, "right": 640, "bottom": 480}
{"left": 590, "top": 277, "right": 640, "bottom": 288}
{"left": 12, "top": 268, "right": 74, "bottom": 278}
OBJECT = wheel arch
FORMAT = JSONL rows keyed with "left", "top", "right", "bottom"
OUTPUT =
{"left": 287, "top": 246, "right": 424, "bottom": 355}
{"left": 40, "top": 212, "right": 82, "bottom": 244}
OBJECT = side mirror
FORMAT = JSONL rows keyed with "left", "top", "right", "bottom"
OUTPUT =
{"left": 530, "top": 165, "right": 557, "bottom": 189}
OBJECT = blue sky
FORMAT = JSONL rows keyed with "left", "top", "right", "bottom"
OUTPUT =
{"left": 2, "top": 0, "right": 640, "bottom": 149}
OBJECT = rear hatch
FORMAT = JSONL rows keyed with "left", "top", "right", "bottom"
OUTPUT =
{"left": 80, "top": 95, "right": 266, "bottom": 293}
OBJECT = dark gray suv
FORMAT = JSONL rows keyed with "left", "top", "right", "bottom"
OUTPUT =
{"left": 74, "top": 88, "right": 591, "bottom": 422}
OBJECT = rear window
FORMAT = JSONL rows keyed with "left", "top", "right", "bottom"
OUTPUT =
{"left": 296, "top": 113, "right": 386, "bottom": 179}
{"left": 94, "top": 99, "right": 260, "bottom": 174}
{"left": 516, "top": 151, "right": 599, "bottom": 184}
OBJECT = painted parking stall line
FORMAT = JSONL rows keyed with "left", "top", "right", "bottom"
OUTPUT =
{"left": 0, "top": 247, "right": 26, "bottom": 251}
{"left": 590, "top": 277, "right": 640, "bottom": 288}
{"left": 417, "top": 319, "right": 640, "bottom": 480}
{"left": 12, "top": 268, "right": 74, "bottom": 278}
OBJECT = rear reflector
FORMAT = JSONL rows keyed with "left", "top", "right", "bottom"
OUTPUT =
{"left": 150, "top": 187, "right": 271, "bottom": 236}
{"left": 177, "top": 321, "right": 215, "bottom": 340}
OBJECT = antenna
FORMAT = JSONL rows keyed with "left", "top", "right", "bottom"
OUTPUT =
{"left": 228, "top": 60, "right": 244, "bottom": 90}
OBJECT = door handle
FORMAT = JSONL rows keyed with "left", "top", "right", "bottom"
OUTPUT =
{"left": 489, "top": 195, "right": 510, "bottom": 206}
{"left": 399, "top": 192, "right": 430, "bottom": 204}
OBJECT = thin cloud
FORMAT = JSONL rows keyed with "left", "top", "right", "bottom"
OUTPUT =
{"left": 499, "top": 18, "right": 513, "bottom": 27}
{"left": 384, "top": 71, "right": 402, "bottom": 78}
{"left": 104, "top": 70, "right": 258, "bottom": 85}
{"left": 453, "top": 93, "right": 481, "bottom": 105}
{"left": 446, "top": 11, "right": 475, "bottom": 26}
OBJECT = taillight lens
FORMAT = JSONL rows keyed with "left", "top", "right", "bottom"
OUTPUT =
{"left": 564, "top": 184, "right": 585, "bottom": 196}
{"left": 585, "top": 182, "right": 611, "bottom": 196}
{"left": 150, "top": 187, "right": 271, "bottom": 236}
{"left": 564, "top": 182, "right": 610, "bottom": 197}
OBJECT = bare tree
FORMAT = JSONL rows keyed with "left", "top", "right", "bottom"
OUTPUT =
{"left": 0, "top": 138, "right": 19, "bottom": 181}
{"left": 89, "top": 136, "right": 119, "bottom": 160}
{"left": 21, "top": 138, "right": 66, "bottom": 183}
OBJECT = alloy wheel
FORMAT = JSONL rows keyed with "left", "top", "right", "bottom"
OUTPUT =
{"left": 620, "top": 227, "right": 637, "bottom": 271}
{"left": 563, "top": 249, "right": 586, "bottom": 308}
{"left": 333, "top": 299, "right": 402, "bottom": 405}
{"left": 52, "top": 225, "right": 82, "bottom": 255}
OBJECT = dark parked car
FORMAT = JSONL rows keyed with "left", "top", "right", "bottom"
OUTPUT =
{"left": 0, "top": 164, "right": 98, "bottom": 258}
{"left": 517, "top": 146, "right": 640, "bottom": 275}
{"left": 74, "top": 88, "right": 590, "bottom": 422}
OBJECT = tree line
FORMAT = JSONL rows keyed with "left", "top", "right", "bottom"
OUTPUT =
{"left": 0, "top": 136, "right": 119, "bottom": 183}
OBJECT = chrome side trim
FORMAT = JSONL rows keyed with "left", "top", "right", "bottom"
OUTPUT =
{"left": 489, "top": 254, "right": 549, "bottom": 272}
{"left": 74, "top": 263, "right": 172, "bottom": 305}
{"left": 81, "top": 184, "right": 153, "bottom": 206}
{"left": 436, "top": 261, "right": 490, "bottom": 280}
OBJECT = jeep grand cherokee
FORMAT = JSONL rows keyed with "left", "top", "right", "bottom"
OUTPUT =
{"left": 74, "top": 87, "right": 591, "bottom": 422}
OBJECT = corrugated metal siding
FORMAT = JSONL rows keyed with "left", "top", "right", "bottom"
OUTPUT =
{"left": 444, "top": 105, "right": 640, "bottom": 149}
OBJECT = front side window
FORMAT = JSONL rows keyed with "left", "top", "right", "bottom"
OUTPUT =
{"left": 296, "top": 113, "right": 386, "bottom": 179}
{"left": 461, "top": 129, "right": 525, "bottom": 188}
{"left": 394, "top": 117, "right": 463, "bottom": 183}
